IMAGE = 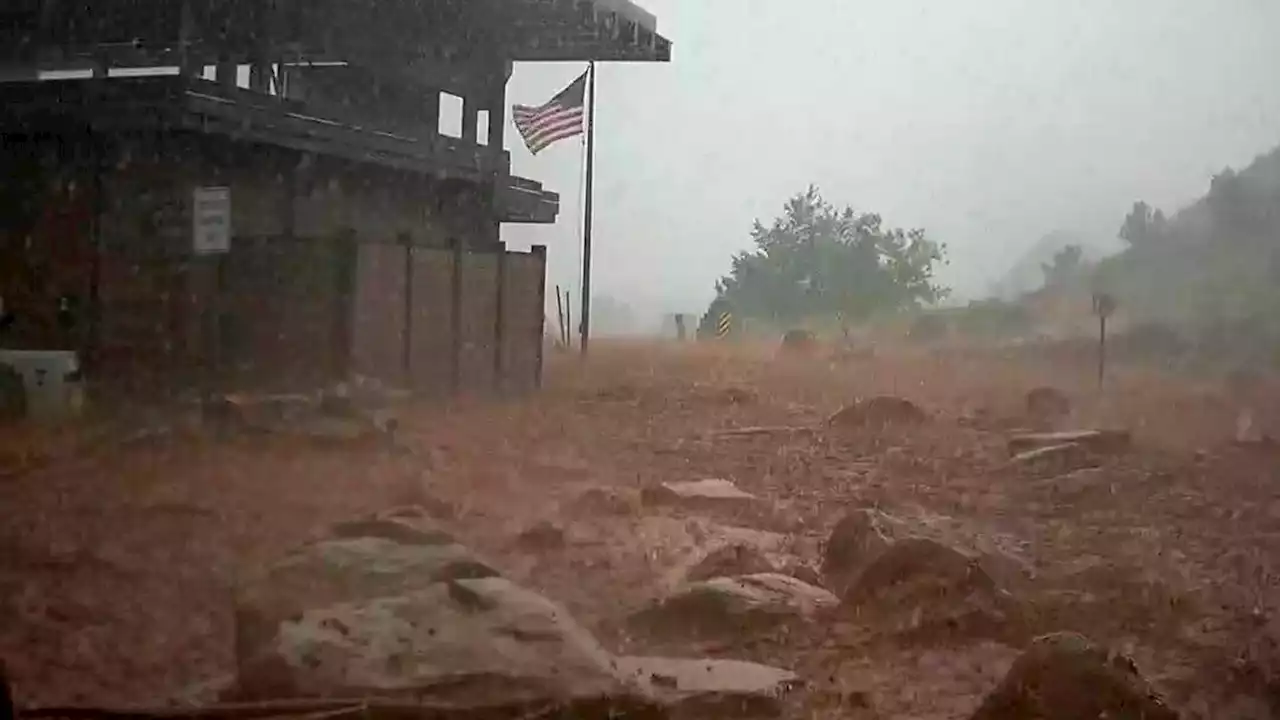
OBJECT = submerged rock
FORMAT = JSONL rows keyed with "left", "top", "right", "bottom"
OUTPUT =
{"left": 628, "top": 573, "right": 837, "bottom": 642}
{"left": 232, "top": 506, "right": 643, "bottom": 707}
{"left": 969, "top": 632, "right": 1179, "bottom": 720}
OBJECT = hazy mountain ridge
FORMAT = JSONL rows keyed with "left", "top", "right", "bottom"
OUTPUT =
{"left": 1092, "top": 142, "right": 1280, "bottom": 366}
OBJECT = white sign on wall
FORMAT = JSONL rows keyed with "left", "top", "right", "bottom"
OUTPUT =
{"left": 192, "top": 186, "right": 231, "bottom": 255}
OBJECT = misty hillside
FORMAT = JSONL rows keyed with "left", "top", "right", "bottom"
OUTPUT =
{"left": 1094, "top": 143, "right": 1280, "bottom": 364}
{"left": 988, "top": 231, "right": 1111, "bottom": 300}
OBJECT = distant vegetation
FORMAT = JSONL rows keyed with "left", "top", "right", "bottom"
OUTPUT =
{"left": 705, "top": 185, "right": 948, "bottom": 335}
{"left": 1092, "top": 145, "right": 1280, "bottom": 369}
{"left": 987, "top": 230, "right": 1109, "bottom": 301}
{"left": 701, "top": 145, "right": 1280, "bottom": 369}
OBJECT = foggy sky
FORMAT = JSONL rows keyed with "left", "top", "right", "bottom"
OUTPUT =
{"left": 497, "top": 0, "right": 1280, "bottom": 322}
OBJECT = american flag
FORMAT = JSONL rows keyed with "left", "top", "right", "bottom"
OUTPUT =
{"left": 512, "top": 70, "right": 588, "bottom": 155}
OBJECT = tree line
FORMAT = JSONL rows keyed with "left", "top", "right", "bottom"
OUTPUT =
{"left": 702, "top": 185, "right": 948, "bottom": 332}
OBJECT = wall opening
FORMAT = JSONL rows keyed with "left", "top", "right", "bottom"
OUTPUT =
{"left": 438, "top": 92, "right": 463, "bottom": 138}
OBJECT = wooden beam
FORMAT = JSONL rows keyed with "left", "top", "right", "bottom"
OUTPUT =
{"left": 461, "top": 95, "right": 477, "bottom": 144}
{"left": 486, "top": 70, "right": 506, "bottom": 154}
{"left": 0, "top": 74, "right": 554, "bottom": 217}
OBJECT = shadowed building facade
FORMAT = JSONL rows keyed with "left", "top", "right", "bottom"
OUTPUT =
{"left": 0, "top": 0, "right": 670, "bottom": 400}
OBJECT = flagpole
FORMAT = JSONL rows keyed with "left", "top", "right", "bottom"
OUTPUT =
{"left": 579, "top": 60, "right": 597, "bottom": 358}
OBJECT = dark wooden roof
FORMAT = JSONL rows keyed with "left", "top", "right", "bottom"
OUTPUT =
{"left": 0, "top": 0, "right": 670, "bottom": 76}
{"left": 0, "top": 75, "right": 561, "bottom": 223}
{"left": 500, "top": 0, "right": 672, "bottom": 62}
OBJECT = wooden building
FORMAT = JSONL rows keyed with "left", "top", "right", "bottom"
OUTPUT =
{"left": 0, "top": 0, "right": 671, "bottom": 400}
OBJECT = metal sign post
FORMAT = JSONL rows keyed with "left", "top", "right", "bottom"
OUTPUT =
{"left": 193, "top": 186, "right": 231, "bottom": 255}
{"left": 192, "top": 186, "right": 230, "bottom": 423}
{"left": 1091, "top": 292, "right": 1117, "bottom": 389}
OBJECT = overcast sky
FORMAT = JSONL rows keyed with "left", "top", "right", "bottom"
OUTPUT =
{"left": 494, "top": 0, "right": 1280, "bottom": 321}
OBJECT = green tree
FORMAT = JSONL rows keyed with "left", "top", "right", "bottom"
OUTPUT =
{"left": 1205, "top": 166, "right": 1277, "bottom": 239}
{"left": 1118, "top": 200, "right": 1167, "bottom": 247}
{"left": 697, "top": 294, "right": 732, "bottom": 340}
{"left": 712, "top": 186, "right": 947, "bottom": 327}
{"left": 1040, "top": 244, "right": 1084, "bottom": 288}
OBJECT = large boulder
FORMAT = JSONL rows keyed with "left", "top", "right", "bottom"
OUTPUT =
{"left": 633, "top": 518, "right": 801, "bottom": 593}
{"left": 209, "top": 387, "right": 399, "bottom": 446}
{"left": 1024, "top": 387, "right": 1071, "bottom": 428}
{"left": 684, "top": 543, "right": 777, "bottom": 584}
{"left": 820, "top": 509, "right": 894, "bottom": 597}
{"left": 235, "top": 507, "right": 497, "bottom": 664}
{"left": 779, "top": 329, "right": 820, "bottom": 356}
{"left": 562, "top": 486, "right": 641, "bottom": 519}
{"left": 839, "top": 538, "right": 1028, "bottom": 646}
{"left": 628, "top": 573, "right": 837, "bottom": 643}
{"left": 233, "top": 506, "right": 641, "bottom": 705}
{"left": 238, "top": 576, "right": 636, "bottom": 702}
{"left": 828, "top": 396, "right": 928, "bottom": 429}
{"left": 968, "top": 632, "right": 1179, "bottom": 720}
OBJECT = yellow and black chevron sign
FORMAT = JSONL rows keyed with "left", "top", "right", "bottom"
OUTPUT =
{"left": 716, "top": 311, "right": 732, "bottom": 338}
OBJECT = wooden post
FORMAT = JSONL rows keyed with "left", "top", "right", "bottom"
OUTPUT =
{"left": 400, "top": 233, "right": 414, "bottom": 386}
{"left": 1092, "top": 292, "right": 1116, "bottom": 389}
{"left": 191, "top": 180, "right": 231, "bottom": 413}
{"left": 192, "top": 256, "right": 222, "bottom": 411}
{"left": 461, "top": 96, "right": 478, "bottom": 144}
{"left": 216, "top": 58, "right": 237, "bottom": 88}
{"left": 488, "top": 67, "right": 507, "bottom": 157}
{"left": 565, "top": 290, "right": 574, "bottom": 347}
{"left": 426, "top": 90, "right": 442, "bottom": 136}
{"left": 178, "top": 0, "right": 198, "bottom": 78}
{"left": 579, "top": 62, "right": 597, "bottom": 358}
{"left": 282, "top": 160, "right": 298, "bottom": 239}
{"left": 248, "top": 0, "right": 271, "bottom": 93}
{"left": 449, "top": 237, "right": 464, "bottom": 396}
{"left": 532, "top": 245, "right": 548, "bottom": 390}
{"left": 555, "top": 285, "right": 566, "bottom": 350}
{"left": 85, "top": 134, "right": 106, "bottom": 378}
{"left": 332, "top": 229, "right": 358, "bottom": 383}
{"left": 1, "top": 657, "right": 14, "bottom": 720}
{"left": 212, "top": 252, "right": 228, "bottom": 392}
{"left": 493, "top": 244, "right": 507, "bottom": 395}
{"left": 1098, "top": 314, "right": 1107, "bottom": 387}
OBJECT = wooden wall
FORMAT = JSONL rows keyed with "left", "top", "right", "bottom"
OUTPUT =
{"left": 0, "top": 131, "right": 545, "bottom": 401}
{"left": 349, "top": 240, "right": 547, "bottom": 398}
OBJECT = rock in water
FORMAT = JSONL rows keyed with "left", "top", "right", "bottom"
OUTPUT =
{"left": 628, "top": 573, "right": 837, "bottom": 642}
{"left": 641, "top": 478, "right": 782, "bottom": 528}
{"left": 0, "top": 363, "right": 26, "bottom": 422}
{"left": 969, "top": 632, "right": 1179, "bottom": 720}
{"left": 244, "top": 577, "right": 630, "bottom": 701}
{"left": 685, "top": 544, "right": 778, "bottom": 584}
{"left": 840, "top": 538, "right": 1027, "bottom": 646}
{"left": 779, "top": 329, "right": 820, "bottom": 356}
{"left": 642, "top": 478, "right": 758, "bottom": 509}
{"left": 563, "top": 486, "right": 641, "bottom": 518}
{"left": 233, "top": 506, "right": 640, "bottom": 705}
{"left": 514, "top": 520, "right": 568, "bottom": 551}
{"left": 615, "top": 656, "right": 801, "bottom": 718}
{"left": 828, "top": 396, "right": 928, "bottom": 429}
{"left": 1025, "top": 387, "right": 1071, "bottom": 426}
{"left": 820, "top": 509, "right": 894, "bottom": 598}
